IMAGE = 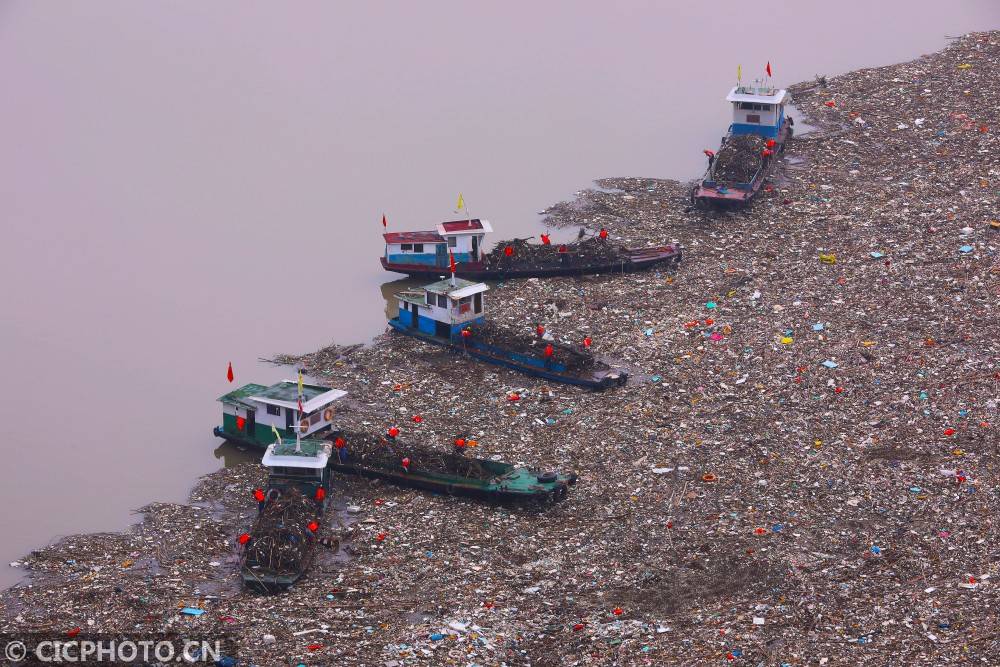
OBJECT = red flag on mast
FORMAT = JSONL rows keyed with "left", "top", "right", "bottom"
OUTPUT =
{"left": 382, "top": 214, "right": 387, "bottom": 228}
{"left": 449, "top": 250, "right": 457, "bottom": 274}
{"left": 766, "top": 62, "right": 772, "bottom": 77}
{"left": 226, "top": 362, "right": 234, "bottom": 383}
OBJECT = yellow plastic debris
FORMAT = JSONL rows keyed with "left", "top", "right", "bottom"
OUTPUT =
{"left": 957, "top": 63, "right": 973, "bottom": 69}
{"left": 861, "top": 340, "right": 878, "bottom": 347}
{"left": 819, "top": 253, "right": 837, "bottom": 264}
{"left": 781, "top": 336, "right": 794, "bottom": 345}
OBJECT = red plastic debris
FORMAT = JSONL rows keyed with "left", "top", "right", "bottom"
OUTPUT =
{"left": 411, "top": 415, "right": 422, "bottom": 423}
{"left": 540, "top": 233, "right": 551, "bottom": 245}
{"left": 253, "top": 488, "right": 265, "bottom": 502}
{"left": 544, "top": 344, "right": 554, "bottom": 358}
{"left": 583, "top": 336, "right": 592, "bottom": 348}
{"left": 401, "top": 457, "right": 410, "bottom": 470}
{"left": 387, "top": 427, "right": 399, "bottom": 438}
{"left": 461, "top": 328, "right": 472, "bottom": 338}
{"left": 572, "top": 623, "right": 585, "bottom": 632}
{"left": 599, "top": 228, "right": 608, "bottom": 239}
{"left": 307, "top": 521, "right": 319, "bottom": 532}
{"left": 507, "top": 393, "right": 521, "bottom": 401}
{"left": 67, "top": 627, "right": 81, "bottom": 638}
{"left": 483, "top": 600, "right": 494, "bottom": 609}
{"left": 314, "top": 487, "right": 326, "bottom": 501}
{"left": 612, "top": 607, "right": 623, "bottom": 616}
{"left": 944, "top": 428, "right": 956, "bottom": 436}
{"left": 835, "top": 386, "right": 844, "bottom": 394}
{"left": 503, "top": 246, "right": 514, "bottom": 257}
{"left": 376, "top": 532, "right": 387, "bottom": 542}
{"left": 237, "top": 533, "right": 250, "bottom": 545}
{"left": 536, "top": 325, "right": 545, "bottom": 336}
{"left": 334, "top": 437, "right": 345, "bottom": 449}
{"left": 754, "top": 527, "right": 767, "bottom": 535}
{"left": 454, "top": 438, "right": 466, "bottom": 448}
{"left": 824, "top": 100, "right": 836, "bottom": 107}
{"left": 307, "top": 643, "right": 322, "bottom": 651}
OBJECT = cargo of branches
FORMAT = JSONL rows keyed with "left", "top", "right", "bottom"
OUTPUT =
{"left": 691, "top": 77, "right": 794, "bottom": 209}
{"left": 381, "top": 218, "right": 681, "bottom": 280}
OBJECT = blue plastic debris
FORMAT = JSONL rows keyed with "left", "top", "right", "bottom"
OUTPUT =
{"left": 812, "top": 322, "right": 824, "bottom": 331}
{"left": 644, "top": 328, "right": 654, "bottom": 337}
{"left": 772, "top": 523, "right": 783, "bottom": 533}
{"left": 181, "top": 607, "right": 205, "bottom": 616}
{"left": 821, "top": 360, "right": 839, "bottom": 369}
{"left": 919, "top": 391, "right": 928, "bottom": 400}
{"left": 429, "top": 633, "right": 445, "bottom": 641}
{"left": 959, "top": 409, "right": 968, "bottom": 417}
{"left": 706, "top": 301, "right": 717, "bottom": 309}
{"left": 959, "top": 245, "right": 974, "bottom": 253}
{"left": 870, "top": 251, "right": 884, "bottom": 258}
{"left": 651, "top": 375, "right": 662, "bottom": 383}
{"left": 215, "top": 658, "right": 237, "bottom": 667}
{"left": 909, "top": 486, "right": 922, "bottom": 493}
{"left": 731, "top": 648, "right": 743, "bottom": 657}
{"left": 871, "top": 545, "right": 882, "bottom": 555}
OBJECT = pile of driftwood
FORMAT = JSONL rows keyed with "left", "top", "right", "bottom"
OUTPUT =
{"left": 461, "top": 321, "right": 596, "bottom": 373}
{"left": 482, "top": 235, "right": 627, "bottom": 270}
{"left": 241, "top": 489, "right": 318, "bottom": 581}
{"left": 336, "top": 431, "right": 494, "bottom": 481}
{"left": 713, "top": 134, "right": 767, "bottom": 183}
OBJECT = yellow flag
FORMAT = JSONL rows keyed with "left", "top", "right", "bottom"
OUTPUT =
{"left": 737, "top": 64, "right": 742, "bottom": 83}
{"left": 297, "top": 370, "right": 304, "bottom": 395}
{"left": 271, "top": 424, "right": 282, "bottom": 444}
{"left": 456, "top": 192, "right": 465, "bottom": 211}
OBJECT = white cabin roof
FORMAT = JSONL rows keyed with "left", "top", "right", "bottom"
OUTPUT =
{"left": 262, "top": 442, "right": 331, "bottom": 469}
{"left": 726, "top": 86, "right": 787, "bottom": 105}
{"left": 248, "top": 383, "right": 347, "bottom": 413}
{"left": 449, "top": 282, "right": 490, "bottom": 299}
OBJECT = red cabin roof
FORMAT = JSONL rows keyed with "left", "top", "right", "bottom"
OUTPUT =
{"left": 383, "top": 230, "right": 444, "bottom": 244}
{"left": 439, "top": 219, "right": 487, "bottom": 234}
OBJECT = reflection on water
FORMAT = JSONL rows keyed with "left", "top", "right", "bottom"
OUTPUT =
{"left": 212, "top": 441, "right": 261, "bottom": 469}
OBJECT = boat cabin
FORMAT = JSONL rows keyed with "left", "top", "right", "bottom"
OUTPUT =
{"left": 726, "top": 82, "right": 787, "bottom": 139}
{"left": 217, "top": 380, "right": 347, "bottom": 447}
{"left": 383, "top": 219, "right": 493, "bottom": 269}
{"left": 395, "top": 278, "right": 488, "bottom": 339}
{"left": 261, "top": 439, "right": 332, "bottom": 498}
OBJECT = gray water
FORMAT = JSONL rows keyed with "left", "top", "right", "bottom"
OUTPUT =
{"left": 2, "top": 1, "right": 997, "bottom": 588}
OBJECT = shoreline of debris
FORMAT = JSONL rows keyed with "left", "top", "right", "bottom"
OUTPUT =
{"left": 3, "top": 32, "right": 999, "bottom": 666}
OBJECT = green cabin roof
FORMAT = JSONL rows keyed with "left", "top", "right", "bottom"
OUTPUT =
{"left": 217, "top": 383, "right": 268, "bottom": 409}
{"left": 271, "top": 439, "right": 327, "bottom": 458}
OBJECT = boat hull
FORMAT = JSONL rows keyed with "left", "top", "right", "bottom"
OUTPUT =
{"left": 381, "top": 245, "right": 681, "bottom": 279}
{"left": 387, "top": 320, "right": 626, "bottom": 390}
{"left": 327, "top": 460, "right": 576, "bottom": 502}
{"left": 692, "top": 120, "right": 792, "bottom": 209}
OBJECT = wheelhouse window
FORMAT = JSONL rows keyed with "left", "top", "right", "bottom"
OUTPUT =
{"left": 447, "top": 237, "right": 457, "bottom": 248}
{"left": 401, "top": 243, "right": 413, "bottom": 251}
{"left": 436, "top": 294, "right": 448, "bottom": 308}
{"left": 425, "top": 292, "right": 434, "bottom": 306}
{"left": 413, "top": 243, "right": 424, "bottom": 253}
{"left": 746, "top": 114, "right": 760, "bottom": 123}
{"left": 266, "top": 404, "right": 281, "bottom": 416}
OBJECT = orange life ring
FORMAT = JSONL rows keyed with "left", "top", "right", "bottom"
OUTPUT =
{"left": 323, "top": 408, "right": 334, "bottom": 421}
{"left": 299, "top": 418, "right": 310, "bottom": 432}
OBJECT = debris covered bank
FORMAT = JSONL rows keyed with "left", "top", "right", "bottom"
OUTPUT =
{"left": 4, "top": 33, "right": 1000, "bottom": 666}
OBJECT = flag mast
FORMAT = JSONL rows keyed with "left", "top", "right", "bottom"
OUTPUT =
{"left": 295, "top": 369, "right": 304, "bottom": 453}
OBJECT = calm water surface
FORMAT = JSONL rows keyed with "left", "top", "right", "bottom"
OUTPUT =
{"left": 2, "top": 1, "right": 997, "bottom": 587}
